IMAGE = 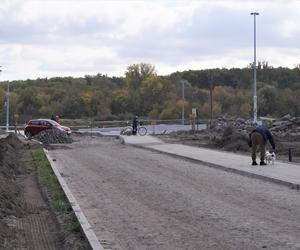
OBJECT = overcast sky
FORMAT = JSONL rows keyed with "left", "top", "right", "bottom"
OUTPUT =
{"left": 0, "top": 0, "right": 299, "bottom": 80}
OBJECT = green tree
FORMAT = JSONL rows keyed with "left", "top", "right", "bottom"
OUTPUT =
{"left": 17, "top": 87, "right": 42, "bottom": 117}
{"left": 125, "top": 63, "right": 157, "bottom": 90}
{"left": 258, "top": 84, "right": 278, "bottom": 116}
{"left": 0, "top": 87, "right": 6, "bottom": 123}
{"left": 139, "top": 76, "right": 171, "bottom": 115}
{"left": 124, "top": 63, "right": 157, "bottom": 115}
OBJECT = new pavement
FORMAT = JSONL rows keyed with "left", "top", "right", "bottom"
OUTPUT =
{"left": 120, "top": 135, "right": 300, "bottom": 189}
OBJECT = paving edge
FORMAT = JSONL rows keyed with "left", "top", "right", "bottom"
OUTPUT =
{"left": 129, "top": 144, "right": 300, "bottom": 190}
{"left": 43, "top": 149, "right": 105, "bottom": 250}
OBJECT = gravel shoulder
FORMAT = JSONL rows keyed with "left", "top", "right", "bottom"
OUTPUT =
{"left": 48, "top": 134, "right": 300, "bottom": 250}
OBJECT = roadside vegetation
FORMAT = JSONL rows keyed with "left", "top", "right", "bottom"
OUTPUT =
{"left": 33, "top": 149, "right": 71, "bottom": 212}
{"left": 1, "top": 62, "right": 300, "bottom": 124}
{"left": 32, "top": 149, "right": 90, "bottom": 249}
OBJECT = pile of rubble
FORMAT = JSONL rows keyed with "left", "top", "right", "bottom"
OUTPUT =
{"left": 33, "top": 129, "right": 73, "bottom": 144}
{"left": 270, "top": 114, "right": 300, "bottom": 135}
{"left": 159, "top": 114, "right": 300, "bottom": 161}
{"left": 211, "top": 115, "right": 300, "bottom": 153}
{"left": 214, "top": 117, "right": 255, "bottom": 130}
{"left": 213, "top": 114, "right": 300, "bottom": 135}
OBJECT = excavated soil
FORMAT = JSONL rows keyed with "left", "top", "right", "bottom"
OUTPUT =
{"left": 0, "top": 134, "right": 62, "bottom": 249}
{"left": 0, "top": 134, "right": 88, "bottom": 250}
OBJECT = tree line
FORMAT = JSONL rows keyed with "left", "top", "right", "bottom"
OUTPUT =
{"left": 1, "top": 62, "right": 300, "bottom": 124}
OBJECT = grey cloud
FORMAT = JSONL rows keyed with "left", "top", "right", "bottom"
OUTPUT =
{"left": 113, "top": 5, "right": 300, "bottom": 67}
{"left": 0, "top": 12, "right": 116, "bottom": 45}
{"left": 1, "top": 1, "right": 300, "bottom": 80}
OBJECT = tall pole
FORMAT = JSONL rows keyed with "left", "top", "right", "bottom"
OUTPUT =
{"left": 251, "top": 12, "right": 259, "bottom": 123}
{"left": 6, "top": 81, "right": 10, "bottom": 132}
{"left": 182, "top": 80, "right": 185, "bottom": 125}
{"left": 210, "top": 80, "right": 213, "bottom": 128}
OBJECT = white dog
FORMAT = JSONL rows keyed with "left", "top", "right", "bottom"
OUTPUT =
{"left": 265, "top": 150, "right": 276, "bottom": 165}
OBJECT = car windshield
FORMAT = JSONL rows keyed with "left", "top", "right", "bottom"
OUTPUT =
{"left": 49, "top": 120, "right": 60, "bottom": 126}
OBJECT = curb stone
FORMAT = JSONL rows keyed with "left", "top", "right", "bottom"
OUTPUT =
{"left": 43, "top": 149, "right": 104, "bottom": 250}
{"left": 127, "top": 142, "right": 300, "bottom": 190}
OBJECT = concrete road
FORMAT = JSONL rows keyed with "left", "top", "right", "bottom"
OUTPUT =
{"left": 78, "top": 123, "right": 207, "bottom": 136}
{"left": 48, "top": 135, "right": 300, "bottom": 250}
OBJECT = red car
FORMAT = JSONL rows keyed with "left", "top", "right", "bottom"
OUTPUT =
{"left": 24, "top": 118, "right": 71, "bottom": 139}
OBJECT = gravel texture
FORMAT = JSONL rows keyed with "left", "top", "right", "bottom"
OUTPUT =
{"left": 33, "top": 129, "right": 73, "bottom": 144}
{"left": 48, "top": 134, "right": 300, "bottom": 250}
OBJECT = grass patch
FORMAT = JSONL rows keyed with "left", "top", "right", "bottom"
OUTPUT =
{"left": 32, "top": 149, "right": 71, "bottom": 212}
{"left": 31, "top": 148, "right": 89, "bottom": 249}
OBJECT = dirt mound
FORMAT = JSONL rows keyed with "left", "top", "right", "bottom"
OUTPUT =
{"left": 0, "top": 133, "right": 91, "bottom": 249}
{"left": 160, "top": 125, "right": 249, "bottom": 152}
{"left": 0, "top": 134, "right": 27, "bottom": 247}
{"left": 214, "top": 127, "right": 249, "bottom": 151}
{"left": 0, "top": 134, "right": 26, "bottom": 217}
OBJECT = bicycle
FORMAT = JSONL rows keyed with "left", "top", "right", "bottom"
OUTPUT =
{"left": 120, "top": 122, "right": 147, "bottom": 136}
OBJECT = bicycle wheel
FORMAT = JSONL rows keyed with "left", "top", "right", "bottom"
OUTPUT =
{"left": 120, "top": 127, "right": 132, "bottom": 135}
{"left": 138, "top": 126, "right": 147, "bottom": 136}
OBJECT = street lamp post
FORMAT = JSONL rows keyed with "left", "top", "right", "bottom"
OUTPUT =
{"left": 209, "top": 79, "right": 213, "bottom": 129}
{"left": 182, "top": 80, "right": 185, "bottom": 125}
{"left": 251, "top": 12, "right": 259, "bottom": 124}
{"left": 6, "top": 81, "right": 10, "bottom": 132}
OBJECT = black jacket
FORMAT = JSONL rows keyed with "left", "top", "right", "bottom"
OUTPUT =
{"left": 253, "top": 125, "right": 275, "bottom": 149}
{"left": 132, "top": 118, "right": 138, "bottom": 130}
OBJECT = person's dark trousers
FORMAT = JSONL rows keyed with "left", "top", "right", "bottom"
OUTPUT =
{"left": 251, "top": 132, "right": 266, "bottom": 164}
{"left": 248, "top": 133, "right": 252, "bottom": 147}
{"left": 132, "top": 127, "right": 137, "bottom": 135}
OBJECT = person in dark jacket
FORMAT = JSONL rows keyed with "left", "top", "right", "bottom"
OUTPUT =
{"left": 51, "top": 115, "right": 60, "bottom": 123}
{"left": 248, "top": 125, "right": 276, "bottom": 166}
{"left": 132, "top": 116, "right": 138, "bottom": 135}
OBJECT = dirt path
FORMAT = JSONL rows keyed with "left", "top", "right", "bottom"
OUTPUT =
{"left": 0, "top": 134, "right": 62, "bottom": 249}
{"left": 48, "top": 135, "right": 300, "bottom": 250}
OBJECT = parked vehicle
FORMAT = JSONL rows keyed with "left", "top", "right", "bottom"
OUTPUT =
{"left": 24, "top": 118, "right": 71, "bottom": 139}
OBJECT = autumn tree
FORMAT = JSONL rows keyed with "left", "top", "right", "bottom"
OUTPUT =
{"left": 123, "top": 63, "right": 157, "bottom": 115}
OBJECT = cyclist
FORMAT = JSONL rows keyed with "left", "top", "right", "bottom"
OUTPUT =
{"left": 132, "top": 115, "right": 139, "bottom": 135}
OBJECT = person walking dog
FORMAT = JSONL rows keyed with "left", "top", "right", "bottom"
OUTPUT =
{"left": 248, "top": 125, "right": 276, "bottom": 166}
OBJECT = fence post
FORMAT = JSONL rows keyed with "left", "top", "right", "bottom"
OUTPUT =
{"left": 288, "top": 148, "right": 293, "bottom": 162}
{"left": 151, "top": 120, "right": 156, "bottom": 135}
{"left": 90, "top": 120, "right": 93, "bottom": 137}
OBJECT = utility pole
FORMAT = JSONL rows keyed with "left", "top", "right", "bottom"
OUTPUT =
{"left": 0, "top": 66, "right": 9, "bottom": 132}
{"left": 210, "top": 80, "right": 213, "bottom": 129}
{"left": 251, "top": 12, "right": 259, "bottom": 123}
{"left": 6, "top": 81, "right": 10, "bottom": 132}
{"left": 182, "top": 80, "right": 185, "bottom": 125}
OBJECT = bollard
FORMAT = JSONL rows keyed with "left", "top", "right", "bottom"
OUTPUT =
{"left": 151, "top": 121, "right": 156, "bottom": 135}
{"left": 289, "top": 148, "right": 293, "bottom": 162}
